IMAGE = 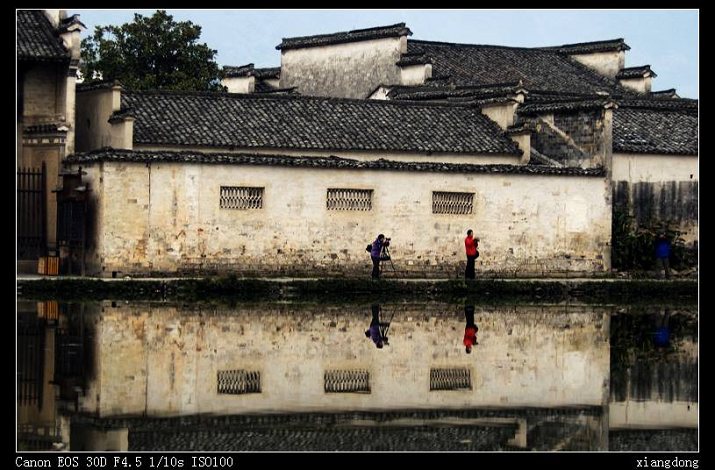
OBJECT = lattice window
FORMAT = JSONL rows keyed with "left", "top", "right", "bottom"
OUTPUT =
{"left": 432, "top": 191, "right": 474, "bottom": 215}
{"left": 326, "top": 188, "right": 372, "bottom": 211}
{"left": 217, "top": 370, "right": 261, "bottom": 394}
{"left": 430, "top": 368, "right": 472, "bottom": 391}
{"left": 220, "top": 186, "right": 263, "bottom": 210}
{"left": 324, "top": 369, "right": 371, "bottom": 393}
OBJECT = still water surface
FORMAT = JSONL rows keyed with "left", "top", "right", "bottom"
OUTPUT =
{"left": 17, "top": 300, "right": 697, "bottom": 451}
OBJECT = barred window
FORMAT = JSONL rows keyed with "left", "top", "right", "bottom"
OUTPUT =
{"left": 432, "top": 191, "right": 474, "bottom": 215}
{"left": 430, "top": 368, "right": 472, "bottom": 391}
{"left": 220, "top": 186, "right": 263, "bottom": 210}
{"left": 324, "top": 369, "right": 371, "bottom": 393}
{"left": 217, "top": 370, "right": 261, "bottom": 394}
{"left": 326, "top": 188, "right": 372, "bottom": 211}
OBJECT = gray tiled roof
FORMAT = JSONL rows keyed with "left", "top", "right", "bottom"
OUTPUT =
{"left": 650, "top": 89, "right": 678, "bottom": 99}
{"left": 617, "top": 98, "right": 697, "bottom": 112}
{"left": 254, "top": 67, "right": 280, "bottom": 79}
{"left": 387, "top": 82, "right": 525, "bottom": 102}
{"left": 616, "top": 65, "right": 656, "bottom": 79}
{"left": 613, "top": 98, "right": 698, "bottom": 155}
{"left": 613, "top": 107, "right": 698, "bottom": 155}
{"left": 396, "top": 52, "right": 432, "bottom": 66}
{"left": 65, "top": 149, "right": 605, "bottom": 176}
{"left": 223, "top": 64, "right": 280, "bottom": 79}
{"left": 120, "top": 90, "right": 522, "bottom": 155}
{"left": 17, "top": 10, "right": 69, "bottom": 62}
{"left": 406, "top": 40, "right": 635, "bottom": 95}
{"left": 277, "top": 23, "right": 412, "bottom": 50}
{"left": 223, "top": 63, "right": 254, "bottom": 77}
{"left": 545, "top": 38, "right": 631, "bottom": 54}
{"left": 517, "top": 99, "right": 615, "bottom": 115}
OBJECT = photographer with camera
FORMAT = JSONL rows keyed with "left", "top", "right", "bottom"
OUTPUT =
{"left": 369, "top": 233, "right": 390, "bottom": 279}
{"left": 464, "top": 229, "right": 480, "bottom": 279}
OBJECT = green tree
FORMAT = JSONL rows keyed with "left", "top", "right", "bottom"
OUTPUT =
{"left": 80, "top": 10, "right": 224, "bottom": 91}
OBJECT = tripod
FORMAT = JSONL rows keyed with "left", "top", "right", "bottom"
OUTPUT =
{"left": 379, "top": 308, "right": 396, "bottom": 345}
{"left": 380, "top": 244, "right": 397, "bottom": 276}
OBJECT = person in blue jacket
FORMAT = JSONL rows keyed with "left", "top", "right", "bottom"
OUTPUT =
{"left": 655, "top": 233, "right": 672, "bottom": 279}
{"left": 370, "top": 234, "right": 390, "bottom": 279}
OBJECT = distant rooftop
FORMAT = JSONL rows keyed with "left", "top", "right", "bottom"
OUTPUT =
{"left": 406, "top": 39, "right": 636, "bottom": 96}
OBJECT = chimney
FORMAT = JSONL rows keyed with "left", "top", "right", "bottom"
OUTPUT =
{"left": 221, "top": 64, "right": 256, "bottom": 93}
{"left": 555, "top": 39, "right": 630, "bottom": 79}
{"left": 617, "top": 66, "right": 657, "bottom": 94}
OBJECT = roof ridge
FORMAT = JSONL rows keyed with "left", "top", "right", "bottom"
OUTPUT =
{"left": 67, "top": 149, "right": 604, "bottom": 176}
{"left": 278, "top": 23, "right": 411, "bottom": 50}
{"left": 123, "top": 88, "right": 486, "bottom": 110}
{"left": 408, "top": 38, "right": 558, "bottom": 51}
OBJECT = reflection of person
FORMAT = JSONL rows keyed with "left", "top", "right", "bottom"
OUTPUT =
{"left": 370, "top": 234, "right": 390, "bottom": 279}
{"left": 655, "top": 233, "right": 672, "bottom": 279}
{"left": 463, "top": 305, "right": 478, "bottom": 354}
{"left": 365, "top": 304, "right": 390, "bottom": 348}
{"left": 653, "top": 308, "right": 671, "bottom": 348}
{"left": 464, "top": 229, "right": 479, "bottom": 279}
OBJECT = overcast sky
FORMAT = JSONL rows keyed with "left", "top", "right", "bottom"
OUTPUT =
{"left": 72, "top": 9, "right": 699, "bottom": 98}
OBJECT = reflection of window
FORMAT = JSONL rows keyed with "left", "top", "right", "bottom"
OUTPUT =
{"left": 324, "top": 369, "right": 371, "bottom": 393}
{"left": 432, "top": 191, "right": 474, "bottom": 215}
{"left": 326, "top": 188, "right": 372, "bottom": 211}
{"left": 217, "top": 370, "right": 261, "bottom": 394}
{"left": 430, "top": 368, "right": 472, "bottom": 390}
{"left": 220, "top": 186, "right": 263, "bottom": 210}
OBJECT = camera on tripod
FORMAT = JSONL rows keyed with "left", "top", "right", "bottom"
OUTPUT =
{"left": 379, "top": 237, "right": 392, "bottom": 261}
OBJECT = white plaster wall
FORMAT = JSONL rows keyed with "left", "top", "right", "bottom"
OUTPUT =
{"left": 609, "top": 402, "right": 697, "bottom": 429}
{"left": 569, "top": 51, "right": 625, "bottom": 79}
{"left": 399, "top": 64, "right": 431, "bottom": 86}
{"left": 222, "top": 76, "right": 254, "bottom": 94}
{"left": 619, "top": 77, "right": 651, "bottom": 94}
{"left": 134, "top": 144, "right": 522, "bottom": 166}
{"left": 480, "top": 102, "right": 517, "bottom": 130}
{"left": 613, "top": 154, "right": 698, "bottom": 183}
{"left": 368, "top": 86, "right": 391, "bottom": 100}
{"left": 76, "top": 161, "right": 611, "bottom": 276}
{"left": 81, "top": 303, "right": 610, "bottom": 417}
{"left": 280, "top": 37, "right": 404, "bottom": 98}
{"left": 75, "top": 88, "right": 132, "bottom": 152}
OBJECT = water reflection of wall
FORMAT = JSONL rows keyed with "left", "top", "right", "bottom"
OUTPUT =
{"left": 79, "top": 302, "right": 610, "bottom": 417}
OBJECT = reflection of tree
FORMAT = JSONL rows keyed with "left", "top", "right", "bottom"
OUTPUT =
{"left": 610, "top": 308, "right": 698, "bottom": 402}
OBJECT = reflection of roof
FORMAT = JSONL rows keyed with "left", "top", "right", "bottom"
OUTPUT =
{"left": 17, "top": 10, "right": 69, "bottom": 61}
{"left": 278, "top": 23, "right": 412, "bottom": 50}
{"left": 609, "top": 429, "right": 697, "bottom": 451}
{"left": 66, "top": 149, "right": 608, "bottom": 177}
{"left": 119, "top": 90, "right": 522, "bottom": 155}
{"left": 76, "top": 406, "right": 603, "bottom": 451}
{"left": 406, "top": 39, "right": 635, "bottom": 95}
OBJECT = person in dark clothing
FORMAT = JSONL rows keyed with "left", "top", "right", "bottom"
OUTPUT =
{"left": 464, "top": 229, "right": 480, "bottom": 279}
{"left": 365, "top": 304, "right": 390, "bottom": 348}
{"left": 370, "top": 234, "right": 390, "bottom": 279}
{"left": 464, "top": 305, "right": 478, "bottom": 354}
{"left": 655, "top": 233, "right": 672, "bottom": 279}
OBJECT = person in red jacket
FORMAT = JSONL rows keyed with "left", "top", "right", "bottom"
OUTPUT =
{"left": 464, "top": 305, "right": 479, "bottom": 354}
{"left": 464, "top": 229, "right": 480, "bottom": 279}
